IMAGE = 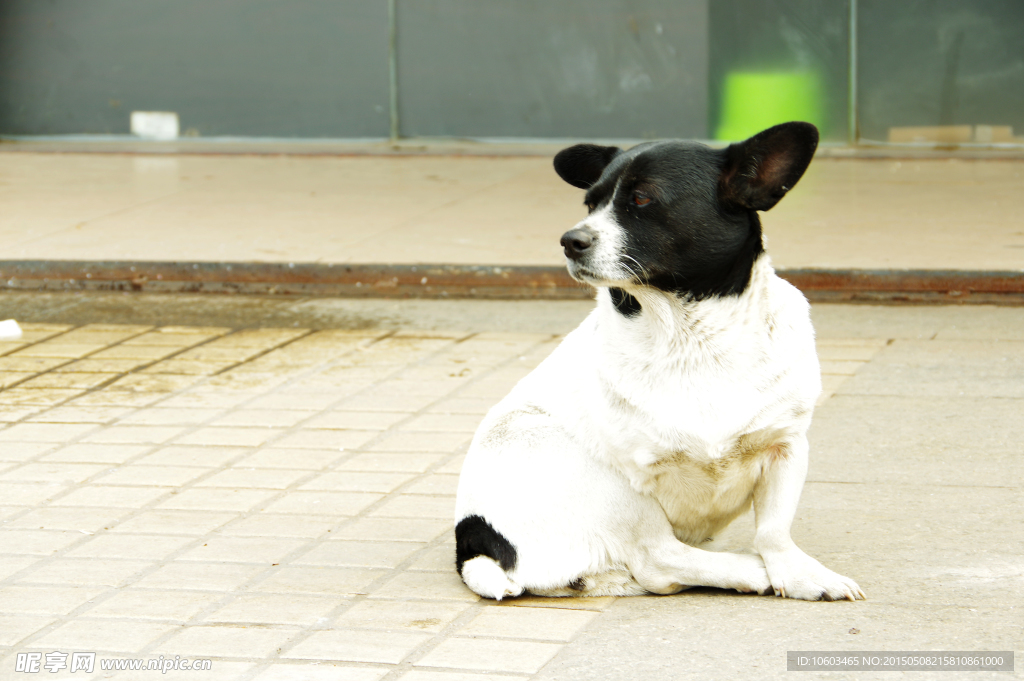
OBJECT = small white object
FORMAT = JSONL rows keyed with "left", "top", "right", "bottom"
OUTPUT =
{"left": 130, "top": 111, "right": 180, "bottom": 140}
{"left": 0, "top": 319, "right": 22, "bottom": 340}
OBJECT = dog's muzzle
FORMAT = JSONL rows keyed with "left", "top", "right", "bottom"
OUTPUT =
{"left": 560, "top": 228, "right": 595, "bottom": 261}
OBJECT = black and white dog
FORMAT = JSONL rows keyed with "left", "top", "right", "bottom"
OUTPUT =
{"left": 454, "top": 122, "right": 864, "bottom": 602}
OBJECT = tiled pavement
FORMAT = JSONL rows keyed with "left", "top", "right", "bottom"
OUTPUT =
{"left": 0, "top": 321, "right": 885, "bottom": 680}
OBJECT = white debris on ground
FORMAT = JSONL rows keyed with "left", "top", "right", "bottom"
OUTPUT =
{"left": 0, "top": 319, "right": 23, "bottom": 340}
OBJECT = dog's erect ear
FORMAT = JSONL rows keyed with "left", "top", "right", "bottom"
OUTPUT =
{"left": 719, "top": 122, "right": 819, "bottom": 212}
{"left": 553, "top": 144, "right": 622, "bottom": 189}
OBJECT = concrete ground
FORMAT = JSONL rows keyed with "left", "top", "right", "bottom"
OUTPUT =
{"left": 0, "top": 295, "right": 1020, "bottom": 680}
{"left": 2, "top": 150, "right": 1023, "bottom": 271}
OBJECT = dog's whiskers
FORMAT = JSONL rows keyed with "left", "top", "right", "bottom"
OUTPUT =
{"left": 621, "top": 254, "right": 650, "bottom": 283}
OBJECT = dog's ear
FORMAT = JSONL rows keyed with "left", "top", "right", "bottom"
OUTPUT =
{"left": 553, "top": 144, "right": 622, "bottom": 189}
{"left": 719, "top": 122, "right": 818, "bottom": 212}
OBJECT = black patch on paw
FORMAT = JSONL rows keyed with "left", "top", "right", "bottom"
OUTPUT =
{"left": 568, "top": 576, "right": 587, "bottom": 591}
{"left": 455, "top": 515, "right": 517, "bottom": 576}
{"left": 609, "top": 288, "right": 641, "bottom": 317}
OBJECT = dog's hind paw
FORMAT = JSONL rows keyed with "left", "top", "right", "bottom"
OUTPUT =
{"left": 763, "top": 549, "right": 865, "bottom": 602}
{"left": 460, "top": 556, "right": 524, "bottom": 600}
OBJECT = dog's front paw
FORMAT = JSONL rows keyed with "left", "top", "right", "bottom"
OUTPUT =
{"left": 763, "top": 549, "right": 865, "bottom": 601}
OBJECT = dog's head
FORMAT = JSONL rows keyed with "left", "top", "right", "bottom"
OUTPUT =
{"left": 553, "top": 122, "right": 818, "bottom": 302}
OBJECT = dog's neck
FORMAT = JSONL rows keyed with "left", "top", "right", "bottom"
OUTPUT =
{"left": 596, "top": 253, "right": 777, "bottom": 370}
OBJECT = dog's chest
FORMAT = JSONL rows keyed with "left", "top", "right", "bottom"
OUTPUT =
{"left": 589, "top": 317, "right": 798, "bottom": 494}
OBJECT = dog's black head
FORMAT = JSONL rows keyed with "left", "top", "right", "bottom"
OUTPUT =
{"left": 553, "top": 122, "right": 818, "bottom": 304}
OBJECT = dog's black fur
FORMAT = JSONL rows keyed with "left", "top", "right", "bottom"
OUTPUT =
{"left": 553, "top": 122, "right": 819, "bottom": 303}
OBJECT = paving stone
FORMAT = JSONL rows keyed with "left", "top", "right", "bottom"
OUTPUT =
{"left": 31, "top": 619, "right": 177, "bottom": 653}
{"left": 333, "top": 518, "right": 452, "bottom": 544}
{"left": 0, "top": 422, "right": 98, "bottom": 442}
{"left": 336, "top": 453, "right": 445, "bottom": 473}
{"left": 219, "top": 513, "right": 339, "bottom": 539}
{"left": 252, "top": 664, "right": 388, "bottom": 681}
{"left": 176, "top": 426, "right": 284, "bottom": 447}
{"left": 133, "top": 561, "right": 269, "bottom": 591}
{"left": 459, "top": 606, "right": 598, "bottom": 642}
{"left": 396, "top": 672, "right": 521, "bottom": 681}
{"left": 415, "top": 638, "right": 563, "bottom": 674}
{"left": 110, "top": 510, "right": 238, "bottom": 535}
{"left": 52, "top": 485, "right": 169, "bottom": 508}
{"left": 27, "top": 406, "right": 132, "bottom": 423}
{"left": 64, "top": 534, "right": 195, "bottom": 560}
{"left": 97, "top": 465, "right": 206, "bottom": 487}
{"left": 177, "top": 536, "right": 308, "bottom": 564}
{"left": 369, "top": 495, "right": 455, "bottom": 520}
{"left": 293, "top": 541, "right": 426, "bottom": 569}
{"left": 283, "top": 628, "right": 431, "bottom": 664}
{"left": 333, "top": 598, "right": 473, "bottom": 633}
{"left": 19, "top": 558, "right": 153, "bottom": 587}
{"left": 195, "top": 467, "right": 309, "bottom": 489}
{"left": 299, "top": 471, "right": 415, "bottom": 494}
{"left": 211, "top": 409, "right": 316, "bottom": 428}
{"left": 0, "top": 442, "right": 55, "bottom": 461}
{"left": 0, "top": 462, "right": 109, "bottom": 483}
{"left": 273, "top": 429, "right": 379, "bottom": 450}
{"left": 4, "top": 507, "right": 127, "bottom": 532}
{"left": 304, "top": 410, "right": 408, "bottom": 430}
{"left": 0, "top": 528, "right": 86, "bottom": 555}
{"left": 0, "top": 555, "right": 39, "bottom": 580}
{"left": 370, "top": 571, "right": 479, "bottom": 602}
{"left": 81, "top": 424, "right": 185, "bottom": 444}
{"left": 153, "top": 624, "right": 301, "bottom": 658}
{"left": 254, "top": 566, "right": 382, "bottom": 596}
{"left": 0, "top": 614, "right": 56, "bottom": 646}
{"left": 0, "top": 585, "right": 108, "bottom": 615}
{"left": 138, "top": 445, "right": 248, "bottom": 467}
{"left": 154, "top": 488, "right": 278, "bottom": 512}
{"left": 238, "top": 448, "right": 343, "bottom": 470}
{"left": 86, "top": 588, "right": 223, "bottom": 621}
{"left": 203, "top": 592, "right": 349, "bottom": 626}
{"left": 117, "top": 408, "right": 221, "bottom": 425}
{"left": 261, "top": 491, "right": 382, "bottom": 516}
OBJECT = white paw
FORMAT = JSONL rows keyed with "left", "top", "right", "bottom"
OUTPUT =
{"left": 763, "top": 549, "right": 865, "bottom": 601}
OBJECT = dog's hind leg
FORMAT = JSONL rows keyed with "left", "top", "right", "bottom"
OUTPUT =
{"left": 455, "top": 515, "right": 524, "bottom": 600}
{"left": 630, "top": 531, "right": 772, "bottom": 595}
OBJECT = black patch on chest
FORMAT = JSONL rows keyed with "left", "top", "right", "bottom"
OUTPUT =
{"left": 609, "top": 287, "right": 641, "bottom": 317}
{"left": 455, "top": 515, "right": 517, "bottom": 574}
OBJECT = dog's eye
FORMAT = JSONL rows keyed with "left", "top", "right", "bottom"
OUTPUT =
{"left": 585, "top": 202, "right": 595, "bottom": 212}
{"left": 633, "top": 193, "right": 652, "bottom": 206}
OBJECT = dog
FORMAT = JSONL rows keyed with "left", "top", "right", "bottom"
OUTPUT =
{"left": 454, "top": 122, "right": 864, "bottom": 602}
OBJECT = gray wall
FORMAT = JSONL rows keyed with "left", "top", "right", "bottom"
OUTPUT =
{"left": 0, "top": 0, "right": 709, "bottom": 139}
{"left": 0, "top": 1, "right": 391, "bottom": 137}
{"left": 398, "top": 0, "right": 708, "bottom": 139}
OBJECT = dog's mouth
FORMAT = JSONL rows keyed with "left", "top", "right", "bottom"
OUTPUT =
{"left": 565, "top": 260, "right": 635, "bottom": 288}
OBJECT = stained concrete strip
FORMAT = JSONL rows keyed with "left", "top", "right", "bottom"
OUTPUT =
{"left": 3, "top": 261, "right": 1023, "bottom": 304}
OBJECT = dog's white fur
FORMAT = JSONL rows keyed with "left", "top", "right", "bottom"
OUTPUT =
{"left": 456, "top": 206, "right": 864, "bottom": 602}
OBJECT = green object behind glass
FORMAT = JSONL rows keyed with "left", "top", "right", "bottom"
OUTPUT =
{"left": 715, "top": 71, "right": 825, "bottom": 141}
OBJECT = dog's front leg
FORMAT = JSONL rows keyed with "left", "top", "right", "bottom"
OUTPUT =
{"left": 753, "top": 435, "right": 866, "bottom": 601}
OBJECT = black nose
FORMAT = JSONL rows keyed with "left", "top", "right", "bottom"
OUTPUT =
{"left": 561, "top": 229, "right": 595, "bottom": 259}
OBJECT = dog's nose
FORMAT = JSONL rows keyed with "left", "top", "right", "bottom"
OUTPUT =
{"left": 561, "top": 229, "right": 595, "bottom": 259}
